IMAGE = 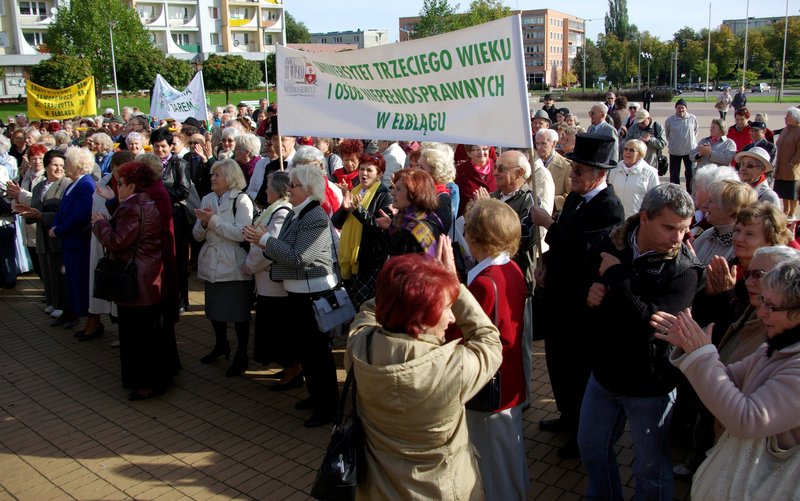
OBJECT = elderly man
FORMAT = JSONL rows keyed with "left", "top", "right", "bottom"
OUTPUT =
{"left": 531, "top": 109, "right": 552, "bottom": 134}
{"left": 535, "top": 129, "right": 571, "bottom": 214}
{"left": 742, "top": 121, "right": 776, "bottom": 162}
{"left": 251, "top": 98, "right": 269, "bottom": 123}
{"left": 665, "top": 98, "right": 699, "bottom": 191}
{"left": 586, "top": 103, "right": 619, "bottom": 163}
{"left": 378, "top": 139, "right": 407, "bottom": 183}
{"left": 579, "top": 183, "right": 702, "bottom": 501}
{"left": 626, "top": 109, "right": 667, "bottom": 169}
{"left": 530, "top": 133, "right": 625, "bottom": 458}
{"left": 184, "top": 133, "right": 215, "bottom": 198}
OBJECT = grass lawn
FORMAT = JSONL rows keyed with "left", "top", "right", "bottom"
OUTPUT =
{"left": 0, "top": 90, "right": 275, "bottom": 120}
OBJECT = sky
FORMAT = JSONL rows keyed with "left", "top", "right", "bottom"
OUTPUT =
{"left": 288, "top": 0, "right": 795, "bottom": 44}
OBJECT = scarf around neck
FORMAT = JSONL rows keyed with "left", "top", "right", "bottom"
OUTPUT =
{"left": 766, "top": 324, "right": 800, "bottom": 358}
{"left": 338, "top": 181, "right": 381, "bottom": 279}
{"left": 392, "top": 207, "right": 438, "bottom": 256}
{"left": 333, "top": 168, "right": 359, "bottom": 190}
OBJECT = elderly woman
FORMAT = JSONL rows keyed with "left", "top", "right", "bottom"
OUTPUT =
{"left": 419, "top": 143, "right": 457, "bottom": 234}
{"left": 727, "top": 107, "right": 752, "bottom": 156}
{"left": 332, "top": 138, "right": 363, "bottom": 190}
{"left": 6, "top": 143, "right": 48, "bottom": 277}
{"left": 217, "top": 127, "right": 240, "bottom": 160}
{"left": 50, "top": 146, "right": 96, "bottom": 330}
{"left": 558, "top": 125, "right": 581, "bottom": 155}
{"left": 691, "top": 119, "right": 738, "bottom": 170}
{"left": 0, "top": 135, "right": 19, "bottom": 181}
{"left": 775, "top": 107, "right": 800, "bottom": 217}
{"left": 90, "top": 132, "right": 114, "bottom": 176}
{"left": 125, "top": 132, "right": 145, "bottom": 157}
{"left": 193, "top": 159, "right": 254, "bottom": 377}
{"left": 455, "top": 144, "right": 495, "bottom": 217}
{"left": 314, "top": 137, "right": 343, "bottom": 180}
{"left": 457, "top": 199, "right": 528, "bottom": 500}
{"left": 608, "top": 139, "right": 661, "bottom": 218}
{"left": 346, "top": 250, "right": 502, "bottom": 499}
{"left": 243, "top": 171, "right": 300, "bottom": 386}
{"left": 13, "top": 150, "right": 71, "bottom": 316}
{"left": 692, "top": 179, "right": 757, "bottom": 264}
{"left": 233, "top": 133, "right": 261, "bottom": 185}
{"left": 331, "top": 152, "right": 393, "bottom": 307}
{"left": 691, "top": 165, "right": 739, "bottom": 237}
{"left": 736, "top": 147, "right": 780, "bottom": 206}
{"left": 91, "top": 162, "right": 175, "bottom": 401}
{"left": 256, "top": 163, "right": 340, "bottom": 427}
{"left": 377, "top": 169, "right": 444, "bottom": 258}
{"left": 652, "top": 259, "right": 800, "bottom": 500}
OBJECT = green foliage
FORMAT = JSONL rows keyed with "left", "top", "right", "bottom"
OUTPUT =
{"left": 285, "top": 12, "right": 311, "bottom": 43}
{"left": 459, "top": 0, "right": 511, "bottom": 28}
{"left": 764, "top": 17, "right": 800, "bottom": 78}
{"left": 733, "top": 69, "right": 759, "bottom": 87}
{"left": 710, "top": 25, "right": 737, "bottom": 80}
{"left": 743, "top": 31, "right": 771, "bottom": 77}
{"left": 604, "top": 0, "right": 632, "bottom": 41}
{"left": 673, "top": 27, "right": 700, "bottom": 49}
{"left": 46, "top": 0, "right": 154, "bottom": 99}
{"left": 692, "top": 60, "right": 717, "bottom": 84}
{"left": 160, "top": 57, "right": 194, "bottom": 88}
{"left": 414, "top": 0, "right": 460, "bottom": 39}
{"left": 29, "top": 54, "right": 92, "bottom": 89}
{"left": 115, "top": 45, "right": 164, "bottom": 93}
{"left": 259, "top": 53, "right": 277, "bottom": 86}
{"left": 572, "top": 39, "right": 606, "bottom": 88}
{"left": 203, "top": 54, "right": 261, "bottom": 103}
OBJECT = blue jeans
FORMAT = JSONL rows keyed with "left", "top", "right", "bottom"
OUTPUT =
{"left": 578, "top": 374, "right": 675, "bottom": 501}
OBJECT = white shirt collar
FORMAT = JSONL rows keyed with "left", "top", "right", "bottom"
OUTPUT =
{"left": 467, "top": 252, "right": 510, "bottom": 286}
{"left": 583, "top": 180, "right": 608, "bottom": 203}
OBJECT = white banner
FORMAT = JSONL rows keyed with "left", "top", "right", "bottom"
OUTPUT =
{"left": 276, "top": 16, "right": 532, "bottom": 148}
{"left": 150, "top": 72, "right": 208, "bottom": 122}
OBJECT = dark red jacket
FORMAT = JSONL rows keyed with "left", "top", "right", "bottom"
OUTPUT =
{"left": 93, "top": 192, "right": 163, "bottom": 307}
{"left": 454, "top": 158, "right": 496, "bottom": 217}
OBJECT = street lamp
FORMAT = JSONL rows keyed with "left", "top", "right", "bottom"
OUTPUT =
{"left": 108, "top": 21, "right": 120, "bottom": 117}
{"left": 641, "top": 52, "right": 653, "bottom": 88}
{"left": 581, "top": 18, "right": 601, "bottom": 92}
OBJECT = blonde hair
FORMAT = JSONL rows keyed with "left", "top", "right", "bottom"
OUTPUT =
{"left": 464, "top": 198, "right": 521, "bottom": 257}
{"left": 64, "top": 146, "right": 96, "bottom": 174}
{"left": 211, "top": 158, "right": 247, "bottom": 191}
{"left": 708, "top": 179, "right": 757, "bottom": 217}
{"left": 419, "top": 142, "right": 456, "bottom": 184}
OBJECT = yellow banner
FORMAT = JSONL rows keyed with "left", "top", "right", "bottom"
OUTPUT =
{"left": 25, "top": 77, "right": 97, "bottom": 120}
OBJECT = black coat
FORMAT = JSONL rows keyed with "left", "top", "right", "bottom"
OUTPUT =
{"left": 587, "top": 216, "right": 704, "bottom": 397}
{"left": 331, "top": 183, "right": 393, "bottom": 276}
{"left": 183, "top": 152, "right": 215, "bottom": 198}
{"left": 161, "top": 155, "right": 190, "bottom": 208}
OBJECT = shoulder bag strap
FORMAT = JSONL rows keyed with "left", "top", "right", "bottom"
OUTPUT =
{"left": 486, "top": 276, "right": 498, "bottom": 325}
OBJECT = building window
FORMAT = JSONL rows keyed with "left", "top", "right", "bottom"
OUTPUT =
{"left": 354, "top": 35, "right": 359, "bottom": 42}
{"left": 23, "top": 31, "right": 46, "bottom": 46}
{"left": 230, "top": 8, "right": 249, "bottom": 20}
{"left": 209, "top": 7, "right": 218, "bottom": 19}
{"left": 210, "top": 33, "right": 220, "bottom": 45}
{"left": 19, "top": 1, "right": 47, "bottom": 16}
{"left": 173, "top": 33, "right": 191, "bottom": 45}
{"left": 334, "top": 36, "right": 342, "bottom": 43}
{"left": 264, "top": 33, "right": 273, "bottom": 45}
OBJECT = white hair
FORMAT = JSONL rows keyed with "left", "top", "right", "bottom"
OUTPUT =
{"left": 786, "top": 107, "right": 800, "bottom": 123}
{"left": 91, "top": 132, "right": 113, "bottom": 151}
{"left": 126, "top": 132, "right": 144, "bottom": 146}
{"left": 694, "top": 165, "right": 739, "bottom": 193}
{"left": 65, "top": 146, "right": 96, "bottom": 174}
{"left": 535, "top": 128, "right": 559, "bottom": 143}
{"left": 234, "top": 133, "right": 261, "bottom": 157}
{"left": 593, "top": 102, "right": 608, "bottom": 115}
{"left": 289, "top": 163, "right": 326, "bottom": 201}
{"left": 293, "top": 145, "right": 326, "bottom": 166}
{"left": 419, "top": 142, "right": 456, "bottom": 184}
{"left": 754, "top": 245, "right": 800, "bottom": 263}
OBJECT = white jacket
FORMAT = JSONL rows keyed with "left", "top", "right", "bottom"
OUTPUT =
{"left": 608, "top": 159, "right": 660, "bottom": 219}
{"left": 193, "top": 189, "right": 254, "bottom": 283}
{"left": 245, "top": 202, "right": 290, "bottom": 296}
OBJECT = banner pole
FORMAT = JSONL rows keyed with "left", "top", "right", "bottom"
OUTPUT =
{"left": 278, "top": 134, "right": 284, "bottom": 171}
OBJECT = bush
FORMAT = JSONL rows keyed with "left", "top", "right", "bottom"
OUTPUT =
{"left": 560, "top": 89, "right": 675, "bottom": 102}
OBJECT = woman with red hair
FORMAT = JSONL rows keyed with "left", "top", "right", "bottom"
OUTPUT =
{"left": 377, "top": 168, "right": 443, "bottom": 258}
{"left": 6, "top": 142, "right": 48, "bottom": 277}
{"left": 91, "top": 162, "right": 179, "bottom": 400}
{"left": 332, "top": 138, "right": 364, "bottom": 190}
{"left": 345, "top": 249, "right": 502, "bottom": 499}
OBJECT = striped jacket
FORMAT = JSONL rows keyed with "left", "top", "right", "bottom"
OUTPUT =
{"left": 264, "top": 200, "right": 335, "bottom": 281}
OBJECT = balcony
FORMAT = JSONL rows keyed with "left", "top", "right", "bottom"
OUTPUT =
{"left": 178, "top": 43, "right": 200, "bottom": 53}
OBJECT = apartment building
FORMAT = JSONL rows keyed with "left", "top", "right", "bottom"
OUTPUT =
{"left": 722, "top": 15, "right": 799, "bottom": 37}
{"left": 399, "top": 9, "right": 585, "bottom": 88}
{"left": 311, "top": 29, "right": 389, "bottom": 49}
{"left": 0, "top": 0, "right": 287, "bottom": 97}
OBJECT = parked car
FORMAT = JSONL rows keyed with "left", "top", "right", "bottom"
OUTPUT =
{"left": 751, "top": 83, "right": 771, "bottom": 93}
{"left": 717, "top": 82, "right": 731, "bottom": 91}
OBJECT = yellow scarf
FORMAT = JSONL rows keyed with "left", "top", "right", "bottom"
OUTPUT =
{"left": 338, "top": 182, "right": 380, "bottom": 279}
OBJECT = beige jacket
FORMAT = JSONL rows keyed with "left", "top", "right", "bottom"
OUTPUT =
{"left": 775, "top": 124, "right": 800, "bottom": 181}
{"left": 546, "top": 153, "right": 571, "bottom": 212}
{"left": 346, "top": 285, "right": 502, "bottom": 500}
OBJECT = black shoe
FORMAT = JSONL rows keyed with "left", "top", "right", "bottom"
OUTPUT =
{"left": 128, "top": 386, "right": 165, "bottom": 401}
{"left": 77, "top": 324, "right": 104, "bottom": 342}
{"left": 539, "top": 418, "right": 569, "bottom": 432}
{"left": 294, "top": 398, "right": 314, "bottom": 410}
{"left": 557, "top": 440, "right": 580, "bottom": 459}
{"left": 62, "top": 319, "right": 79, "bottom": 329}
{"left": 269, "top": 372, "right": 304, "bottom": 392}
{"left": 267, "top": 369, "right": 288, "bottom": 380}
{"left": 304, "top": 413, "right": 334, "bottom": 428}
{"left": 225, "top": 354, "right": 248, "bottom": 377}
{"left": 200, "top": 344, "right": 231, "bottom": 364}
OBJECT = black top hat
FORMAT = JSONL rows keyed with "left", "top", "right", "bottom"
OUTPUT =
{"left": 182, "top": 117, "right": 202, "bottom": 129}
{"left": 749, "top": 121, "right": 766, "bottom": 130}
{"left": 566, "top": 133, "right": 617, "bottom": 170}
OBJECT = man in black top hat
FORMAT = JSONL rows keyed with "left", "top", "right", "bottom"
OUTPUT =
{"left": 529, "top": 133, "right": 625, "bottom": 458}
{"left": 742, "top": 121, "right": 776, "bottom": 162}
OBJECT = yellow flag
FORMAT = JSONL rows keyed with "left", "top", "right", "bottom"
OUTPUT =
{"left": 25, "top": 77, "right": 97, "bottom": 120}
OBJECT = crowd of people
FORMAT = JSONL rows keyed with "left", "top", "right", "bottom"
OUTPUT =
{"left": 1, "top": 93, "right": 799, "bottom": 499}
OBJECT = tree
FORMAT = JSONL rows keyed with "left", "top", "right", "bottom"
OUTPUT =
{"left": 160, "top": 57, "right": 194, "bottom": 89}
{"left": 692, "top": 59, "right": 717, "bottom": 84}
{"left": 458, "top": 0, "right": 511, "bottom": 29}
{"left": 46, "top": 0, "right": 155, "bottom": 104}
{"left": 561, "top": 70, "right": 578, "bottom": 88}
{"left": 764, "top": 17, "right": 800, "bottom": 78}
{"left": 604, "top": 0, "right": 632, "bottom": 41}
{"left": 203, "top": 54, "right": 261, "bottom": 104}
{"left": 285, "top": 12, "right": 311, "bottom": 43}
{"left": 259, "top": 53, "right": 277, "bottom": 87}
{"left": 414, "top": 0, "right": 460, "bottom": 39}
{"left": 115, "top": 45, "right": 165, "bottom": 93}
{"left": 573, "top": 39, "right": 606, "bottom": 89}
{"left": 710, "top": 25, "right": 738, "bottom": 80}
{"left": 743, "top": 31, "right": 771, "bottom": 77}
{"left": 673, "top": 27, "right": 700, "bottom": 49}
{"left": 29, "top": 54, "right": 92, "bottom": 90}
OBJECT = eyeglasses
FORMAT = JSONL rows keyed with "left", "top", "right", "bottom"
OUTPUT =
{"left": 758, "top": 296, "right": 800, "bottom": 314}
{"left": 739, "top": 161, "right": 761, "bottom": 169}
{"left": 744, "top": 269, "right": 766, "bottom": 281}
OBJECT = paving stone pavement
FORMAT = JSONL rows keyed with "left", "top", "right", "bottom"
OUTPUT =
{"left": 0, "top": 273, "right": 693, "bottom": 500}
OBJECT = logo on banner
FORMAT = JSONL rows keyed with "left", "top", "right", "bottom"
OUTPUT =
{"left": 284, "top": 57, "right": 317, "bottom": 97}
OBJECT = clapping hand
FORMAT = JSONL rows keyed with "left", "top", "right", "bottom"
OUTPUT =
{"left": 242, "top": 224, "right": 266, "bottom": 247}
{"left": 587, "top": 283, "right": 607, "bottom": 307}
{"left": 90, "top": 211, "right": 107, "bottom": 224}
{"left": 376, "top": 205, "right": 397, "bottom": 230}
{"left": 4, "top": 180, "right": 20, "bottom": 200}
{"left": 435, "top": 234, "right": 458, "bottom": 277}
{"left": 474, "top": 187, "right": 490, "bottom": 200}
{"left": 705, "top": 255, "right": 736, "bottom": 296}
{"left": 194, "top": 207, "right": 214, "bottom": 226}
{"left": 96, "top": 185, "right": 115, "bottom": 201}
{"left": 13, "top": 203, "right": 41, "bottom": 220}
{"left": 653, "top": 309, "right": 713, "bottom": 354}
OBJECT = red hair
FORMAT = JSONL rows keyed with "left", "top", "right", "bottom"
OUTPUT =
{"left": 28, "top": 143, "right": 48, "bottom": 157}
{"left": 117, "top": 161, "right": 157, "bottom": 193}
{"left": 392, "top": 168, "right": 438, "bottom": 211}
{"left": 338, "top": 139, "right": 364, "bottom": 158}
{"left": 375, "top": 254, "right": 460, "bottom": 337}
{"left": 360, "top": 152, "right": 386, "bottom": 175}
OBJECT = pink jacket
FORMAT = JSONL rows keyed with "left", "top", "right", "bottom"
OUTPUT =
{"left": 671, "top": 341, "right": 800, "bottom": 450}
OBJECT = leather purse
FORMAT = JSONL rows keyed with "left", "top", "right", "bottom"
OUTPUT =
{"left": 93, "top": 207, "right": 142, "bottom": 304}
{"left": 465, "top": 277, "right": 502, "bottom": 413}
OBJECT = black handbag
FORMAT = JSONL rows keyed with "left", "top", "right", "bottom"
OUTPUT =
{"left": 657, "top": 153, "right": 669, "bottom": 176}
{"left": 93, "top": 207, "right": 142, "bottom": 303}
{"left": 311, "top": 333, "right": 373, "bottom": 501}
{"left": 465, "top": 277, "right": 502, "bottom": 412}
